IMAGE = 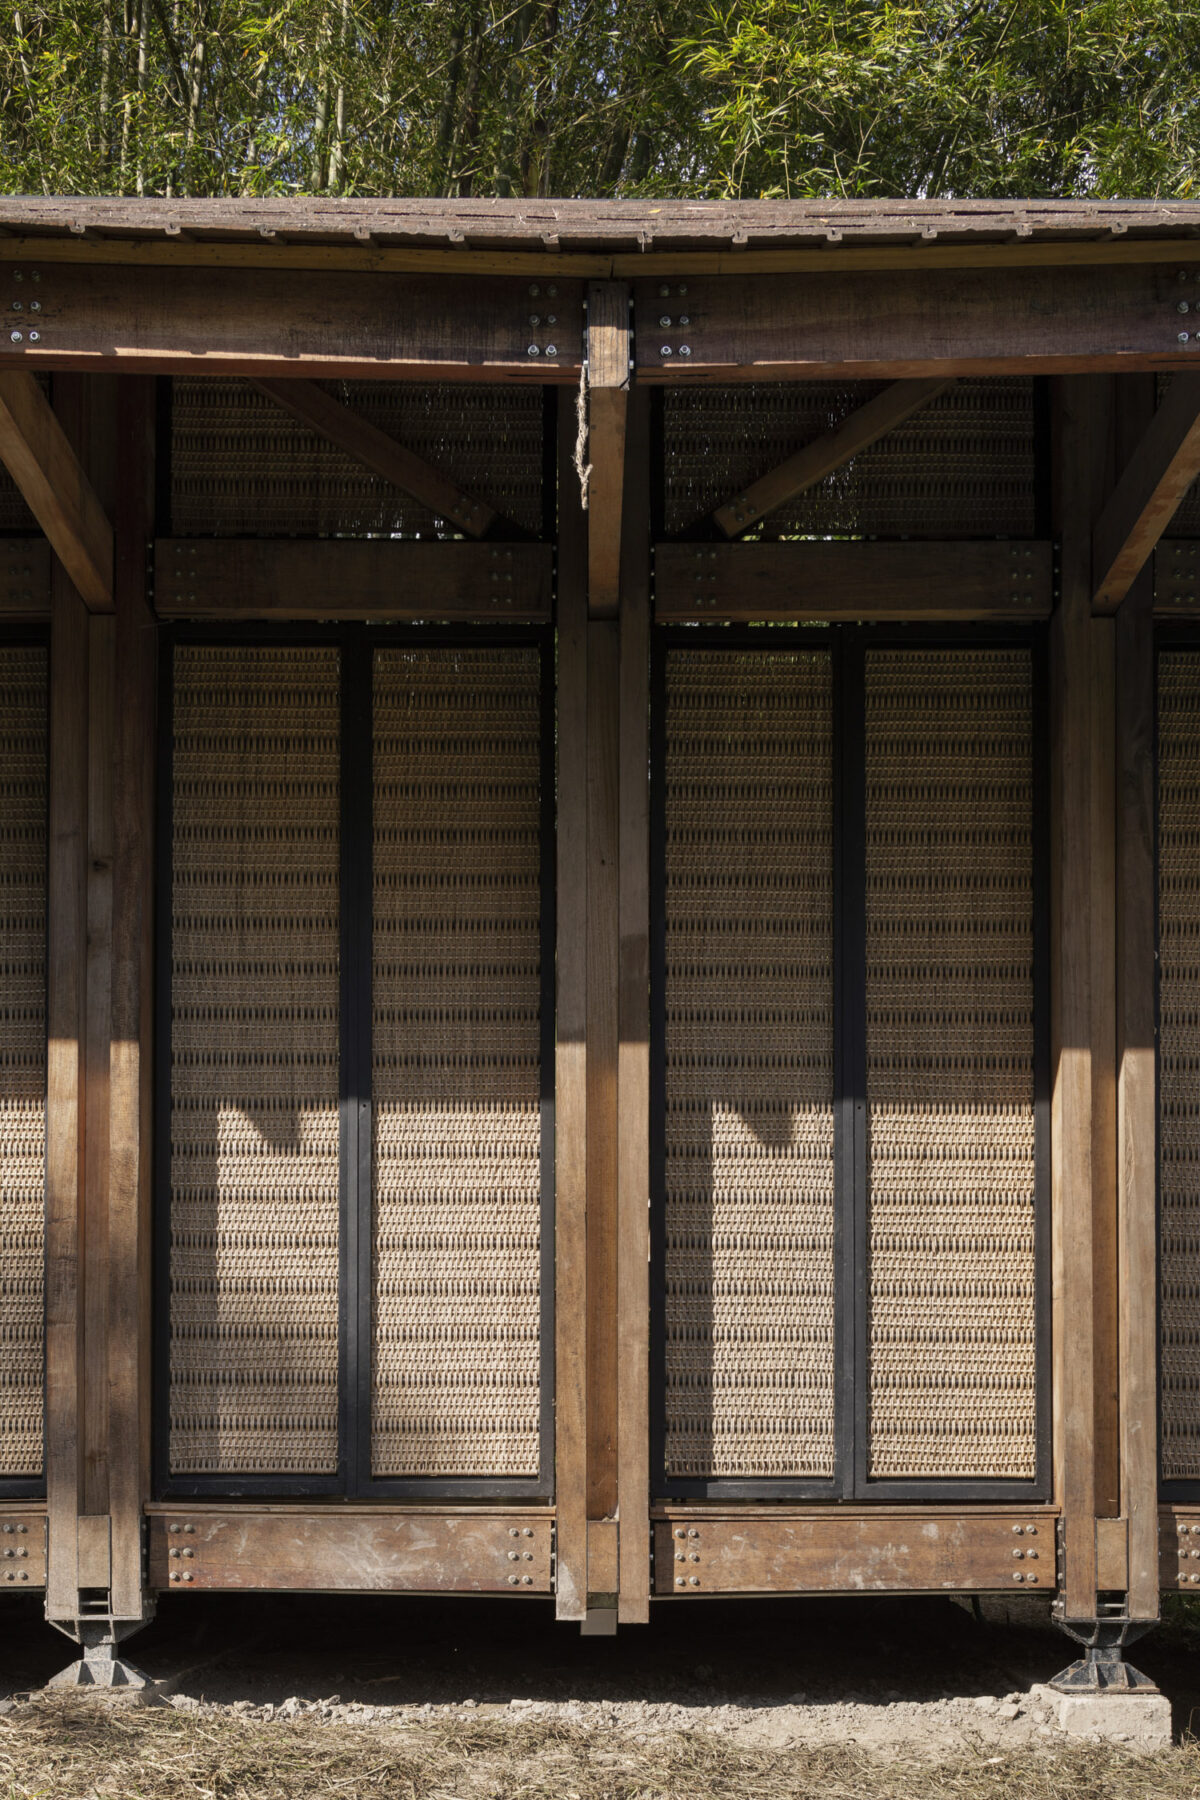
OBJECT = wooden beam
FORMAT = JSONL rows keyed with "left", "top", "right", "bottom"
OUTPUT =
{"left": 655, "top": 540, "right": 1053, "bottom": 622}
{"left": 1093, "top": 374, "right": 1200, "bottom": 611}
{"left": 634, "top": 267, "right": 1200, "bottom": 381}
{"left": 616, "top": 389, "right": 650, "bottom": 1626}
{"left": 250, "top": 379, "right": 502, "bottom": 538}
{"left": 154, "top": 539, "right": 552, "bottom": 620}
{"left": 711, "top": 378, "right": 949, "bottom": 537}
{"left": 0, "top": 538, "right": 51, "bottom": 617}
{"left": 0, "top": 372, "right": 112, "bottom": 607}
{"left": 585, "top": 282, "right": 630, "bottom": 619}
{"left": 554, "top": 388, "right": 588, "bottom": 1622}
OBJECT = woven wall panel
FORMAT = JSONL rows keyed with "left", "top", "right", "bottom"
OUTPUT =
{"left": 0, "top": 646, "right": 45, "bottom": 1477}
{"left": 664, "top": 378, "right": 1035, "bottom": 540}
{"left": 171, "top": 379, "right": 544, "bottom": 538}
{"left": 169, "top": 646, "right": 340, "bottom": 1476}
{"left": 865, "top": 648, "right": 1036, "bottom": 1480}
{"left": 663, "top": 649, "right": 835, "bottom": 1479}
{"left": 372, "top": 648, "right": 542, "bottom": 1478}
{"left": 1158, "top": 653, "right": 1200, "bottom": 1479}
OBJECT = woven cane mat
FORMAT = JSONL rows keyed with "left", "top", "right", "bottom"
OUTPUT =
{"left": 865, "top": 648, "right": 1036, "bottom": 1481}
{"left": 371, "top": 647, "right": 542, "bottom": 1478}
{"left": 1158, "top": 653, "right": 1200, "bottom": 1479}
{"left": 664, "top": 377, "right": 1035, "bottom": 540}
{"left": 169, "top": 645, "right": 340, "bottom": 1476}
{"left": 0, "top": 646, "right": 46, "bottom": 1478}
{"left": 663, "top": 648, "right": 835, "bottom": 1480}
{"left": 171, "top": 379, "right": 544, "bottom": 538}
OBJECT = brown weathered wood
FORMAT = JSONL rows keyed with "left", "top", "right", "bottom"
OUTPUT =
{"left": 0, "top": 538, "right": 51, "bottom": 616}
{"left": 586, "top": 617, "right": 619, "bottom": 1532}
{"left": 0, "top": 1516, "right": 47, "bottom": 1589}
{"left": 1093, "top": 375, "right": 1200, "bottom": 611}
{"left": 107, "top": 378, "right": 157, "bottom": 1626}
{"left": 153, "top": 539, "right": 552, "bottom": 620}
{"left": 0, "top": 263, "right": 584, "bottom": 379}
{"left": 1090, "top": 612, "right": 1119, "bottom": 1524}
{"left": 652, "top": 1513, "right": 1055, "bottom": 1595}
{"left": 0, "top": 372, "right": 112, "bottom": 607}
{"left": 655, "top": 540, "right": 1053, "bottom": 622}
{"left": 617, "top": 390, "right": 651, "bottom": 1627}
{"left": 1115, "top": 377, "right": 1161, "bottom": 1623}
{"left": 585, "top": 282, "right": 630, "bottom": 620}
{"left": 712, "top": 377, "right": 949, "bottom": 537}
{"left": 82, "top": 610, "right": 114, "bottom": 1524}
{"left": 148, "top": 1513, "right": 553, "bottom": 1592}
{"left": 1159, "top": 1508, "right": 1200, "bottom": 1588}
{"left": 251, "top": 379, "right": 502, "bottom": 537}
{"left": 634, "top": 267, "right": 1200, "bottom": 380}
{"left": 554, "top": 389, "right": 588, "bottom": 1623}
{"left": 587, "top": 1518, "right": 620, "bottom": 1599}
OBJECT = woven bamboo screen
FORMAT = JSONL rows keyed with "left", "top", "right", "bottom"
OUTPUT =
{"left": 169, "top": 645, "right": 341, "bottom": 1477}
{"left": 0, "top": 646, "right": 45, "bottom": 1478}
{"left": 171, "top": 380, "right": 545, "bottom": 537}
{"left": 372, "top": 647, "right": 543, "bottom": 1478}
{"left": 1159, "top": 653, "right": 1200, "bottom": 1480}
{"left": 663, "top": 648, "right": 835, "bottom": 1480}
{"left": 864, "top": 648, "right": 1037, "bottom": 1481}
{"left": 664, "top": 378, "right": 1035, "bottom": 540}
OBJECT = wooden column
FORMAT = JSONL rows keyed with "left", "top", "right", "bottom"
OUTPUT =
{"left": 1114, "top": 376, "right": 1161, "bottom": 1622}
{"left": 616, "top": 390, "right": 651, "bottom": 1624}
{"left": 1050, "top": 375, "right": 1119, "bottom": 1623}
{"left": 555, "top": 388, "right": 589, "bottom": 1621}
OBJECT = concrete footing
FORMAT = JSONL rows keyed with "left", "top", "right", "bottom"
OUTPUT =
{"left": 1054, "top": 1691, "right": 1173, "bottom": 1752}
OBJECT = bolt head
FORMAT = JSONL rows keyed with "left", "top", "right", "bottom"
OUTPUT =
{"left": 527, "top": 344, "right": 540, "bottom": 357}
{"left": 659, "top": 285, "right": 671, "bottom": 297}
{"left": 9, "top": 332, "right": 21, "bottom": 344}
{"left": 547, "top": 285, "right": 557, "bottom": 297}
{"left": 659, "top": 315, "right": 671, "bottom": 327}
{"left": 680, "top": 345, "right": 691, "bottom": 357}
{"left": 28, "top": 331, "right": 38, "bottom": 342}
{"left": 528, "top": 284, "right": 540, "bottom": 297}
{"left": 660, "top": 345, "right": 672, "bottom": 356}
{"left": 529, "top": 314, "right": 540, "bottom": 325}
{"left": 545, "top": 344, "right": 557, "bottom": 356}
{"left": 1181, "top": 333, "right": 1191, "bottom": 343}
{"left": 1180, "top": 301, "right": 1191, "bottom": 313}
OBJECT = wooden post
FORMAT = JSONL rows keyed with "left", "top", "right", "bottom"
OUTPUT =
{"left": 616, "top": 389, "right": 651, "bottom": 1624}
{"left": 1114, "top": 376, "right": 1160, "bottom": 1623}
{"left": 585, "top": 283, "right": 630, "bottom": 622}
{"left": 555, "top": 389, "right": 589, "bottom": 1621}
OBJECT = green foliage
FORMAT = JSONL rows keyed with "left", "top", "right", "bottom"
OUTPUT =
{"left": 1, "top": 0, "right": 1197, "bottom": 199}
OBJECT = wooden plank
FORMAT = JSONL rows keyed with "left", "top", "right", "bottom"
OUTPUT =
{"left": 0, "top": 263, "right": 584, "bottom": 379}
{"left": 634, "top": 267, "right": 1200, "bottom": 380}
{"left": 148, "top": 1513, "right": 553, "bottom": 1593}
{"left": 107, "top": 378, "right": 157, "bottom": 1625}
{"left": 0, "top": 1516, "right": 47, "bottom": 1589}
{"left": 587, "top": 1519, "right": 620, "bottom": 1600}
{"left": 0, "top": 537, "right": 51, "bottom": 616}
{"left": 1095, "top": 1516, "right": 1130, "bottom": 1591}
{"left": 251, "top": 379, "right": 502, "bottom": 538}
{"left": 1093, "top": 375, "right": 1200, "bottom": 610}
{"left": 652, "top": 1514, "right": 1054, "bottom": 1595}
{"left": 82, "top": 609, "right": 114, "bottom": 1525}
{"left": 154, "top": 539, "right": 552, "bottom": 621}
{"left": 586, "top": 618, "right": 619, "bottom": 1533}
{"left": 616, "top": 390, "right": 651, "bottom": 1626}
{"left": 656, "top": 540, "right": 1053, "bottom": 622}
{"left": 585, "top": 282, "right": 630, "bottom": 620}
{"left": 712, "top": 377, "right": 950, "bottom": 537}
{"left": 1115, "top": 377, "right": 1160, "bottom": 1623}
{"left": 554, "top": 388, "right": 588, "bottom": 1623}
{"left": 1091, "top": 612, "right": 1119, "bottom": 1527}
{"left": 0, "top": 372, "right": 112, "bottom": 607}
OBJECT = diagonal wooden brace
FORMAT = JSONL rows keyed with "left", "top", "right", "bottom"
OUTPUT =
{"left": 0, "top": 371, "right": 113, "bottom": 608}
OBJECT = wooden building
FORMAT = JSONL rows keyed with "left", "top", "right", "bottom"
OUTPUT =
{"left": 0, "top": 196, "right": 1199, "bottom": 1690}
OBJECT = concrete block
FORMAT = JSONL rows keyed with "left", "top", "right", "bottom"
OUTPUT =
{"left": 1054, "top": 1692, "right": 1172, "bottom": 1752}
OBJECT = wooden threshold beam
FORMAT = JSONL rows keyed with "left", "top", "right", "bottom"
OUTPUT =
{"left": 712, "top": 378, "right": 950, "bottom": 537}
{"left": 0, "top": 373, "right": 112, "bottom": 608}
{"left": 251, "top": 379, "right": 504, "bottom": 539}
{"left": 655, "top": 540, "right": 1052, "bottom": 622}
{"left": 1093, "top": 374, "right": 1200, "bottom": 611}
{"left": 154, "top": 539, "right": 551, "bottom": 620}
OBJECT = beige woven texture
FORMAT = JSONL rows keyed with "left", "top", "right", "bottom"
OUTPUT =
{"left": 664, "top": 648, "right": 835, "bottom": 1480}
{"left": 1158, "top": 654, "right": 1200, "bottom": 1479}
{"left": 171, "top": 379, "right": 545, "bottom": 537}
{"left": 372, "top": 648, "right": 542, "bottom": 1478}
{"left": 865, "top": 648, "right": 1036, "bottom": 1480}
{"left": 169, "top": 645, "right": 340, "bottom": 1476}
{"left": 664, "top": 378, "right": 1035, "bottom": 540}
{"left": 0, "top": 646, "right": 45, "bottom": 1478}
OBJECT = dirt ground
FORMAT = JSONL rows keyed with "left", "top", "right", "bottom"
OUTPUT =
{"left": 0, "top": 1591, "right": 1198, "bottom": 1797}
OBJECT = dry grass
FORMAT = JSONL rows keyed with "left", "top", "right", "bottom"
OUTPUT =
{"left": 0, "top": 1698, "right": 1195, "bottom": 1800}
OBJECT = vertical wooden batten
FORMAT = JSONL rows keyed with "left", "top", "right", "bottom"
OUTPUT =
{"left": 555, "top": 389, "right": 589, "bottom": 1620}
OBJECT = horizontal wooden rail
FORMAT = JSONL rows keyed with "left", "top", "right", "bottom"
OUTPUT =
{"left": 655, "top": 540, "right": 1053, "bottom": 622}
{"left": 154, "top": 538, "right": 552, "bottom": 620}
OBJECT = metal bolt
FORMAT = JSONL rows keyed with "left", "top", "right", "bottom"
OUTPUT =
{"left": 10, "top": 332, "right": 21, "bottom": 344}
{"left": 184, "top": 1524, "right": 195, "bottom": 1534}
{"left": 545, "top": 344, "right": 557, "bottom": 357}
{"left": 30, "top": 271, "right": 37, "bottom": 282}
{"left": 679, "top": 315, "right": 690, "bottom": 326}
{"left": 3, "top": 1525, "right": 12, "bottom": 1536}
{"left": 1181, "top": 301, "right": 1192, "bottom": 314}
{"left": 675, "top": 1553, "right": 685, "bottom": 1563}
{"left": 510, "top": 1527, "right": 520, "bottom": 1537}
{"left": 660, "top": 345, "right": 672, "bottom": 356}
{"left": 508, "top": 1551, "right": 519, "bottom": 1562}
{"left": 29, "top": 300, "right": 39, "bottom": 312}
{"left": 688, "top": 1529, "right": 699, "bottom": 1538}
{"left": 678, "top": 284, "right": 688, "bottom": 295}
{"left": 547, "top": 314, "right": 556, "bottom": 325}
{"left": 1013, "top": 1549, "right": 1024, "bottom": 1560}
{"left": 523, "top": 1552, "right": 533, "bottom": 1562}
{"left": 17, "top": 1526, "right": 26, "bottom": 1535}
{"left": 680, "top": 345, "right": 691, "bottom": 357}
{"left": 659, "top": 285, "right": 671, "bottom": 298}
{"left": 527, "top": 344, "right": 540, "bottom": 357}
{"left": 1181, "top": 333, "right": 1191, "bottom": 344}
{"left": 508, "top": 1575, "right": 519, "bottom": 1586}
{"left": 183, "top": 1572, "right": 193, "bottom": 1582}
{"left": 689, "top": 1576, "right": 699, "bottom": 1586}
{"left": 529, "top": 314, "right": 540, "bottom": 326}
{"left": 1012, "top": 1525, "right": 1024, "bottom": 1535}
{"left": 170, "top": 1548, "right": 180, "bottom": 1560}
{"left": 1012, "top": 1572, "right": 1024, "bottom": 1582}
{"left": 170, "top": 1572, "right": 179, "bottom": 1583}
{"left": 1026, "top": 1526, "right": 1036, "bottom": 1536}
{"left": 689, "top": 1554, "right": 699, "bottom": 1564}
{"left": 169, "top": 1524, "right": 181, "bottom": 1535}
{"left": 18, "top": 1572, "right": 25, "bottom": 1582}
{"left": 1027, "top": 1575, "right": 1038, "bottom": 1585}
{"left": 659, "top": 315, "right": 672, "bottom": 328}
{"left": 1027, "top": 1551, "right": 1038, "bottom": 1561}
{"left": 676, "top": 1576, "right": 686, "bottom": 1587}
{"left": 28, "top": 331, "right": 39, "bottom": 342}
{"left": 547, "top": 285, "right": 557, "bottom": 297}
{"left": 521, "top": 1576, "right": 532, "bottom": 1585}
{"left": 674, "top": 1528, "right": 685, "bottom": 1539}
{"left": 528, "top": 284, "right": 540, "bottom": 297}
{"left": 523, "top": 1529, "right": 533, "bottom": 1538}
{"left": 11, "top": 301, "right": 21, "bottom": 312}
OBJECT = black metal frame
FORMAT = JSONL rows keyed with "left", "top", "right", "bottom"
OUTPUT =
{"left": 154, "top": 621, "right": 555, "bottom": 1501}
{"left": 0, "top": 624, "right": 51, "bottom": 1501}
{"left": 649, "top": 620, "right": 1052, "bottom": 1504}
